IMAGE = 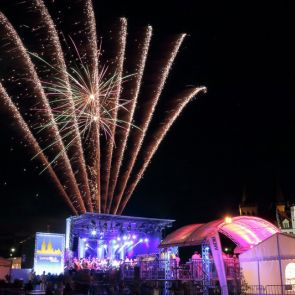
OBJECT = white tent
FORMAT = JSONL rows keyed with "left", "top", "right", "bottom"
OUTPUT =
{"left": 239, "top": 233, "right": 295, "bottom": 287}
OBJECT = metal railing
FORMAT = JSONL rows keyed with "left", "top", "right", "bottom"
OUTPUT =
{"left": 245, "top": 285, "right": 295, "bottom": 295}
{"left": 121, "top": 258, "right": 240, "bottom": 282}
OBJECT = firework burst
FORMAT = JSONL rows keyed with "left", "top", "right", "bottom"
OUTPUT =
{"left": 0, "top": 0, "right": 206, "bottom": 215}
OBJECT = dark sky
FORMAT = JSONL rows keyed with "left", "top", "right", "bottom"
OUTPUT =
{"left": 1, "top": 0, "right": 295, "bottom": 254}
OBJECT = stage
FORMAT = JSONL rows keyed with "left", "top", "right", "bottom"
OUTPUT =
{"left": 65, "top": 213, "right": 174, "bottom": 262}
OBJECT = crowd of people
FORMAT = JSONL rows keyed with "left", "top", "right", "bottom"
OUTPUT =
{"left": 66, "top": 257, "right": 138, "bottom": 271}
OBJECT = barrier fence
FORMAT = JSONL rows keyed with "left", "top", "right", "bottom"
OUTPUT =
{"left": 245, "top": 285, "right": 295, "bottom": 295}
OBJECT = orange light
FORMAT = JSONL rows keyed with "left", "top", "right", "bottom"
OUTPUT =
{"left": 225, "top": 216, "right": 232, "bottom": 224}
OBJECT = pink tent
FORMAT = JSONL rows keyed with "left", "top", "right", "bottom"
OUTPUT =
{"left": 160, "top": 216, "right": 280, "bottom": 295}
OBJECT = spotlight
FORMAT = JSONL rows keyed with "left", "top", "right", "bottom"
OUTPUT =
{"left": 10, "top": 248, "right": 15, "bottom": 253}
{"left": 86, "top": 243, "right": 89, "bottom": 247}
{"left": 89, "top": 94, "right": 95, "bottom": 100}
{"left": 224, "top": 216, "right": 232, "bottom": 224}
{"left": 111, "top": 239, "right": 117, "bottom": 244}
{"left": 132, "top": 234, "right": 137, "bottom": 240}
{"left": 139, "top": 238, "right": 143, "bottom": 243}
{"left": 82, "top": 238, "right": 87, "bottom": 242}
{"left": 117, "top": 237, "right": 121, "bottom": 241}
{"left": 144, "top": 238, "right": 149, "bottom": 243}
{"left": 91, "top": 229, "right": 97, "bottom": 236}
{"left": 123, "top": 235, "right": 127, "bottom": 241}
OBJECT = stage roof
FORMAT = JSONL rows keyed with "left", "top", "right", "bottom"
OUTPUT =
{"left": 159, "top": 216, "right": 280, "bottom": 250}
{"left": 68, "top": 213, "right": 175, "bottom": 239}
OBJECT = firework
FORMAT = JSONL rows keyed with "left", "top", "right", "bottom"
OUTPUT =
{"left": 0, "top": 83, "right": 78, "bottom": 214}
{"left": 0, "top": 0, "right": 205, "bottom": 215}
{"left": 111, "top": 34, "right": 186, "bottom": 214}
{"left": 22, "top": 0, "right": 93, "bottom": 212}
{"left": 116, "top": 87, "right": 207, "bottom": 214}
{"left": 0, "top": 12, "right": 86, "bottom": 214}
{"left": 100, "top": 18, "right": 127, "bottom": 213}
{"left": 106, "top": 26, "right": 152, "bottom": 213}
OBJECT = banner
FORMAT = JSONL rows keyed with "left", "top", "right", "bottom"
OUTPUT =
{"left": 34, "top": 232, "right": 65, "bottom": 275}
{"left": 209, "top": 233, "right": 229, "bottom": 295}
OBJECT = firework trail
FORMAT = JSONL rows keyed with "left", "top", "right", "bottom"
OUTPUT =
{"left": 112, "top": 34, "right": 186, "bottom": 214}
{"left": 51, "top": 0, "right": 101, "bottom": 211}
{"left": 0, "top": 83, "right": 78, "bottom": 215}
{"left": 0, "top": 12, "right": 86, "bottom": 213}
{"left": 81, "top": 0, "right": 101, "bottom": 213}
{"left": 21, "top": 0, "right": 93, "bottom": 212}
{"left": 100, "top": 18, "right": 127, "bottom": 213}
{"left": 0, "top": 0, "right": 205, "bottom": 215}
{"left": 117, "top": 87, "right": 207, "bottom": 214}
{"left": 106, "top": 26, "right": 152, "bottom": 213}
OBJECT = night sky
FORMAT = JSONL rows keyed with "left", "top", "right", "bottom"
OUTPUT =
{"left": 1, "top": 1, "right": 295, "bottom": 255}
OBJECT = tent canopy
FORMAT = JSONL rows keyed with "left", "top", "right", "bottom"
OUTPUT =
{"left": 160, "top": 216, "right": 279, "bottom": 250}
{"left": 239, "top": 233, "right": 295, "bottom": 286}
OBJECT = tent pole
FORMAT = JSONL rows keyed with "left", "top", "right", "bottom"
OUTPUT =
{"left": 257, "top": 259, "right": 261, "bottom": 295}
{"left": 276, "top": 233, "right": 284, "bottom": 294}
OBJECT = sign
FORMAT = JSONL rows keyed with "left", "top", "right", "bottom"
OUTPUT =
{"left": 34, "top": 232, "right": 65, "bottom": 275}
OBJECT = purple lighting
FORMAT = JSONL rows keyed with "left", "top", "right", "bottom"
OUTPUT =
{"left": 132, "top": 235, "right": 137, "bottom": 239}
{"left": 144, "top": 238, "right": 149, "bottom": 243}
{"left": 91, "top": 229, "right": 97, "bottom": 236}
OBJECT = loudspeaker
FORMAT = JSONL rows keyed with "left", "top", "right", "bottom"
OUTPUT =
{"left": 72, "top": 236, "right": 79, "bottom": 252}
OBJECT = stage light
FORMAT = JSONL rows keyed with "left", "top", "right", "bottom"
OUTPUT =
{"left": 111, "top": 239, "right": 117, "bottom": 244}
{"left": 91, "top": 229, "right": 97, "bottom": 236}
{"left": 225, "top": 216, "right": 232, "bottom": 224}
{"left": 82, "top": 238, "right": 87, "bottom": 242}
{"left": 144, "top": 238, "right": 149, "bottom": 243}
{"left": 10, "top": 248, "right": 15, "bottom": 253}
{"left": 139, "top": 238, "right": 143, "bottom": 243}
{"left": 132, "top": 234, "right": 137, "bottom": 239}
{"left": 117, "top": 237, "right": 121, "bottom": 241}
{"left": 86, "top": 243, "right": 89, "bottom": 247}
{"left": 112, "top": 260, "right": 120, "bottom": 267}
{"left": 123, "top": 235, "right": 127, "bottom": 241}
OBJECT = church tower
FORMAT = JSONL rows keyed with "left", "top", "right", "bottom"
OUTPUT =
{"left": 239, "top": 186, "right": 258, "bottom": 216}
